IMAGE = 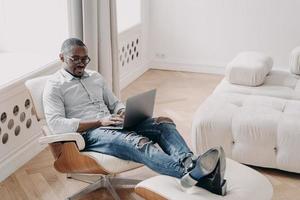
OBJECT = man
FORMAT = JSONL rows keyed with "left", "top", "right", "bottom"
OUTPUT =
{"left": 43, "top": 38, "right": 225, "bottom": 192}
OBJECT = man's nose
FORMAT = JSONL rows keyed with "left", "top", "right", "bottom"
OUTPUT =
{"left": 78, "top": 62, "right": 85, "bottom": 67}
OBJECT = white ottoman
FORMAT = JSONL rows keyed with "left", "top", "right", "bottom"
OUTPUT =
{"left": 135, "top": 159, "right": 273, "bottom": 200}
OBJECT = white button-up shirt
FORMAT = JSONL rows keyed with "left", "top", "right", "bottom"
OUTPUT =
{"left": 43, "top": 68, "right": 125, "bottom": 134}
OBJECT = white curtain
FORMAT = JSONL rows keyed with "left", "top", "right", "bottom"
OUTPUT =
{"left": 67, "top": 0, "right": 120, "bottom": 97}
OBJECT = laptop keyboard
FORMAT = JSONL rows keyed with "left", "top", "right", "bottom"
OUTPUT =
{"left": 112, "top": 123, "right": 123, "bottom": 127}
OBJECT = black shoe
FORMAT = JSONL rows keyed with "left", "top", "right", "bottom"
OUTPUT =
{"left": 180, "top": 148, "right": 220, "bottom": 189}
{"left": 196, "top": 146, "right": 227, "bottom": 196}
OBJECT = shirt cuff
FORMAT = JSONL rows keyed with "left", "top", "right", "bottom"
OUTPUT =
{"left": 69, "top": 118, "right": 81, "bottom": 132}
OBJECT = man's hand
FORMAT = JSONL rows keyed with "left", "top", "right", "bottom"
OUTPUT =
{"left": 100, "top": 115, "right": 124, "bottom": 126}
{"left": 76, "top": 116, "right": 124, "bottom": 133}
{"left": 118, "top": 110, "right": 125, "bottom": 119}
{"left": 117, "top": 109, "right": 125, "bottom": 119}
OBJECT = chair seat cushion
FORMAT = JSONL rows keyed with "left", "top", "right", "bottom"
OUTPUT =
{"left": 225, "top": 52, "right": 273, "bottom": 86}
{"left": 82, "top": 151, "right": 143, "bottom": 174}
{"left": 135, "top": 159, "right": 273, "bottom": 200}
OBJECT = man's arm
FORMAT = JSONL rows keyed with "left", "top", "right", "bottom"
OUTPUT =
{"left": 43, "top": 82, "right": 123, "bottom": 134}
{"left": 102, "top": 79, "right": 125, "bottom": 114}
{"left": 43, "top": 82, "right": 81, "bottom": 134}
{"left": 76, "top": 119, "right": 102, "bottom": 133}
{"left": 77, "top": 116, "right": 123, "bottom": 133}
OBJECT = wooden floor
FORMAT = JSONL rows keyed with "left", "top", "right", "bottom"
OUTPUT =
{"left": 1, "top": 69, "right": 300, "bottom": 200}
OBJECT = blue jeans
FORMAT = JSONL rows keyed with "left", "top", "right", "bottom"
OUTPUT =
{"left": 82, "top": 117, "right": 193, "bottom": 178}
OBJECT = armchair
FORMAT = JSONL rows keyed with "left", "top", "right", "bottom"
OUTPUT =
{"left": 25, "top": 76, "right": 143, "bottom": 200}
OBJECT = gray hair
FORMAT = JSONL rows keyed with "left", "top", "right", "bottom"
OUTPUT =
{"left": 61, "top": 38, "right": 86, "bottom": 55}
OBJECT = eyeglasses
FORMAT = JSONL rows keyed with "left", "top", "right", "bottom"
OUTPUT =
{"left": 65, "top": 55, "right": 91, "bottom": 65}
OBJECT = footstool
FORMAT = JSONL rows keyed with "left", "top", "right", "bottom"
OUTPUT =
{"left": 135, "top": 159, "right": 273, "bottom": 200}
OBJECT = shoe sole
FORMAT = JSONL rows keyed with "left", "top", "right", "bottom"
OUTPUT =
{"left": 195, "top": 146, "right": 227, "bottom": 196}
{"left": 199, "top": 148, "right": 219, "bottom": 175}
{"left": 180, "top": 148, "right": 220, "bottom": 189}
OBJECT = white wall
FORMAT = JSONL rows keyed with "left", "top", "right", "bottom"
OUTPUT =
{"left": 0, "top": 0, "right": 68, "bottom": 57}
{"left": 116, "top": 0, "right": 141, "bottom": 33}
{"left": 149, "top": 0, "right": 300, "bottom": 71}
{"left": 0, "top": 1, "right": 4, "bottom": 51}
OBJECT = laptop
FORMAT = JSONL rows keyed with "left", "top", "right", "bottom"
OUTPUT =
{"left": 100, "top": 89, "right": 156, "bottom": 130}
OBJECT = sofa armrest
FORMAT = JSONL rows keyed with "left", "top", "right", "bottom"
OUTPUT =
{"left": 39, "top": 132, "right": 85, "bottom": 150}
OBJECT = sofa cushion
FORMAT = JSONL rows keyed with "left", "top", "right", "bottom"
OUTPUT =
{"left": 225, "top": 52, "right": 273, "bottom": 86}
{"left": 214, "top": 70, "right": 300, "bottom": 100}
{"left": 290, "top": 46, "right": 300, "bottom": 75}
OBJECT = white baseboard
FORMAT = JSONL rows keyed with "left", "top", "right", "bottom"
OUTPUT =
{"left": 120, "top": 64, "right": 150, "bottom": 89}
{"left": 150, "top": 61, "right": 291, "bottom": 75}
{"left": 0, "top": 133, "right": 46, "bottom": 182}
{"left": 150, "top": 61, "right": 225, "bottom": 75}
{"left": 119, "top": 60, "right": 225, "bottom": 89}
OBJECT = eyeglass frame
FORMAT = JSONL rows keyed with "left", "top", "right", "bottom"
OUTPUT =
{"left": 64, "top": 55, "right": 91, "bottom": 65}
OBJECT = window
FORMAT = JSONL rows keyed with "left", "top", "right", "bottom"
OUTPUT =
{"left": 116, "top": 0, "right": 141, "bottom": 33}
{"left": 0, "top": 0, "right": 68, "bottom": 86}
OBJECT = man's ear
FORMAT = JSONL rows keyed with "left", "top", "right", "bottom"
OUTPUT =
{"left": 59, "top": 53, "right": 64, "bottom": 62}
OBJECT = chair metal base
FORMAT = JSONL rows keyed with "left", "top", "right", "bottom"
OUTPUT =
{"left": 66, "top": 173, "right": 142, "bottom": 200}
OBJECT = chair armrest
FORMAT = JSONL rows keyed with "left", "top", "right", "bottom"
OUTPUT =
{"left": 39, "top": 132, "right": 85, "bottom": 150}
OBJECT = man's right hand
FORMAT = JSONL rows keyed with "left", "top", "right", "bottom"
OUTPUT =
{"left": 76, "top": 116, "right": 124, "bottom": 133}
{"left": 99, "top": 115, "right": 124, "bottom": 126}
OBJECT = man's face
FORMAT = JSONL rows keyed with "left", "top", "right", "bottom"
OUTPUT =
{"left": 60, "top": 46, "right": 89, "bottom": 77}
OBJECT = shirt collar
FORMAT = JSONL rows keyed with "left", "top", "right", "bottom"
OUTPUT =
{"left": 60, "top": 68, "right": 90, "bottom": 81}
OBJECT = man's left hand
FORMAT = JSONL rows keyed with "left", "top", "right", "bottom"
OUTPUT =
{"left": 117, "top": 109, "right": 125, "bottom": 119}
{"left": 119, "top": 110, "right": 125, "bottom": 118}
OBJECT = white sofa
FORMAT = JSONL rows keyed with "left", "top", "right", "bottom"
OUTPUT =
{"left": 192, "top": 49, "right": 300, "bottom": 173}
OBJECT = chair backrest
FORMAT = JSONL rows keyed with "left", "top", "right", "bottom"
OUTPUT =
{"left": 25, "top": 76, "right": 50, "bottom": 121}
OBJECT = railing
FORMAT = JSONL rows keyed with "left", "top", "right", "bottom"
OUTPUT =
{"left": 118, "top": 24, "right": 148, "bottom": 89}
{"left": 0, "top": 58, "right": 61, "bottom": 181}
